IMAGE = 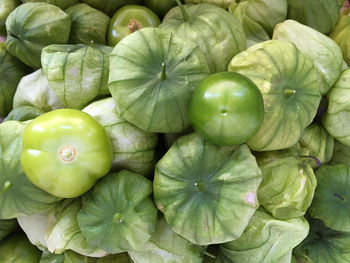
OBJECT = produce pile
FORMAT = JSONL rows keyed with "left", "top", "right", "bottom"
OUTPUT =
{"left": 1, "top": 0, "right": 350, "bottom": 262}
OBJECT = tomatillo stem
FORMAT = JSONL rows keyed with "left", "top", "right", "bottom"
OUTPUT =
{"left": 284, "top": 89, "right": 296, "bottom": 98}
{"left": 128, "top": 19, "right": 143, "bottom": 33}
{"left": 0, "top": 181, "right": 11, "bottom": 194}
{"left": 160, "top": 62, "right": 167, "bottom": 80}
{"left": 175, "top": 0, "right": 190, "bottom": 21}
{"left": 113, "top": 213, "right": 124, "bottom": 223}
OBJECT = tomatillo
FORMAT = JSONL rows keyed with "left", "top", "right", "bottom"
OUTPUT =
{"left": 20, "top": 109, "right": 113, "bottom": 198}
{"left": 107, "top": 5, "right": 160, "bottom": 47}
{"left": 143, "top": 0, "right": 178, "bottom": 18}
{"left": 189, "top": 72, "right": 264, "bottom": 146}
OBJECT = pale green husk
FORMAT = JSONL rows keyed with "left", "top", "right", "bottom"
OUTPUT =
{"left": 154, "top": 133, "right": 262, "bottom": 245}
{"left": 273, "top": 20, "right": 343, "bottom": 93}
{"left": 229, "top": 40, "right": 322, "bottom": 151}
{"left": 6, "top": 2, "right": 71, "bottom": 68}
{"left": 41, "top": 44, "right": 112, "bottom": 109}
{"left": 83, "top": 98, "right": 158, "bottom": 176}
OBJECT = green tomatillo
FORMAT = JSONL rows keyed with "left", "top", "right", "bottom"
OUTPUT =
{"left": 143, "top": 0, "right": 178, "bottom": 18}
{"left": 189, "top": 72, "right": 264, "bottom": 146}
{"left": 20, "top": 109, "right": 113, "bottom": 198}
{"left": 107, "top": 5, "right": 160, "bottom": 46}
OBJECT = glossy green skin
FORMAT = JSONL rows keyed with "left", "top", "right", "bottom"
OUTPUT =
{"left": 0, "top": 232, "right": 41, "bottom": 263}
{"left": 108, "top": 5, "right": 160, "bottom": 47}
{"left": 20, "top": 109, "right": 113, "bottom": 198}
{"left": 143, "top": 0, "right": 178, "bottom": 17}
{"left": 0, "top": 0, "right": 21, "bottom": 36}
{"left": 0, "top": 121, "right": 62, "bottom": 219}
{"left": 189, "top": 72, "right": 264, "bottom": 146}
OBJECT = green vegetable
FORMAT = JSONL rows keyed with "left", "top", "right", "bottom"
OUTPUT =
{"left": 66, "top": 3, "right": 110, "bottom": 45}
{"left": 0, "top": 232, "right": 41, "bottom": 263}
{"left": 4, "top": 106, "right": 45, "bottom": 121}
{"left": 143, "top": 0, "right": 178, "bottom": 18}
{"left": 20, "top": 109, "right": 113, "bottom": 198}
{"left": 39, "top": 251, "right": 64, "bottom": 263}
{"left": 330, "top": 139, "right": 350, "bottom": 166}
{"left": 128, "top": 216, "right": 204, "bottom": 263}
{"left": 330, "top": 13, "right": 350, "bottom": 70}
{"left": 228, "top": 1, "right": 270, "bottom": 48}
{"left": 1, "top": 0, "right": 348, "bottom": 260}
{"left": 17, "top": 200, "right": 107, "bottom": 256}
{"left": 0, "top": 0, "right": 21, "bottom": 37}
{"left": 13, "top": 69, "right": 64, "bottom": 112}
{"left": 273, "top": 20, "right": 342, "bottom": 94}
{"left": 322, "top": 68, "right": 350, "bottom": 146}
{"left": 339, "top": 0, "right": 346, "bottom": 7}
{"left": 0, "top": 121, "right": 61, "bottom": 219}
{"left": 287, "top": 0, "right": 340, "bottom": 34}
{"left": 189, "top": 72, "right": 264, "bottom": 146}
{"left": 17, "top": 212, "right": 48, "bottom": 251}
{"left": 80, "top": 0, "right": 142, "bottom": 16}
{"left": 77, "top": 171, "right": 158, "bottom": 253}
{"left": 309, "top": 164, "right": 350, "bottom": 232}
{"left": 45, "top": 200, "right": 107, "bottom": 256}
{"left": 160, "top": 1, "right": 246, "bottom": 73}
{"left": 6, "top": 2, "right": 71, "bottom": 68}
{"left": 0, "top": 218, "right": 17, "bottom": 241}
{"left": 63, "top": 250, "right": 133, "bottom": 263}
{"left": 83, "top": 98, "right": 158, "bottom": 176}
{"left": 229, "top": 40, "right": 323, "bottom": 151}
{"left": 256, "top": 152, "right": 317, "bottom": 219}
{"left": 299, "top": 124, "right": 334, "bottom": 167}
{"left": 185, "top": 0, "right": 233, "bottom": 8}
{"left": 0, "top": 42, "right": 30, "bottom": 118}
{"left": 294, "top": 218, "right": 350, "bottom": 263}
{"left": 21, "top": 0, "right": 79, "bottom": 9}
{"left": 107, "top": 5, "right": 160, "bottom": 47}
{"left": 229, "top": 0, "right": 288, "bottom": 36}
{"left": 108, "top": 27, "right": 210, "bottom": 133}
{"left": 212, "top": 208, "right": 309, "bottom": 263}
{"left": 154, "top": 133, "right": 262, "bottom": 245}
{"left": 41, "top": 44, "right": 112, "bottom": 109}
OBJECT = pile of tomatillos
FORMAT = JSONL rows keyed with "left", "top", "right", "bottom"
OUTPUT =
{"left": 1, "top": 0, "right": 350, "bottom": 262}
